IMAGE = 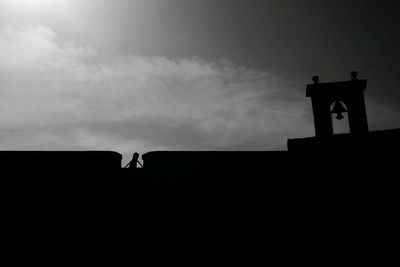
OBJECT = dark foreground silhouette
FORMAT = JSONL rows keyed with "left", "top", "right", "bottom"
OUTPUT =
{"left": 1, "top": 73, "right": 399, "bottom": 228}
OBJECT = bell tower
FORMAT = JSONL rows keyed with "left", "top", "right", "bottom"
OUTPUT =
{"left": 307, "top": 71, "right": 369, "bottom": 137}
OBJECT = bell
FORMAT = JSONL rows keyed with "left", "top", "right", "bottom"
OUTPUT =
{"left": 336, "top": 112, "right": 344, "bottom": 120}
{"left": 331, "top": 101, "right": 347, "bottom": 120}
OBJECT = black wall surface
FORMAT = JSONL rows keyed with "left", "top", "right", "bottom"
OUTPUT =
{"left": 1, "top": 129, "right": 398, "bottom": 229}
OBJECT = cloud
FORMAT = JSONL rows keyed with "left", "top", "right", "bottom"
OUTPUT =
{"left": 0, "top": 25, "right": 315, "bottom": 162}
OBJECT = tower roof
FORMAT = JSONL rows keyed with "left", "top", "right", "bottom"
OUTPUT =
{"left": 306, "top": 79, "right": 367, "bottom": 98}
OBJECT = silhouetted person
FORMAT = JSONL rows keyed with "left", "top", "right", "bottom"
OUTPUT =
{"left": 126, "top": 153, "right": 142, "bottom": 169}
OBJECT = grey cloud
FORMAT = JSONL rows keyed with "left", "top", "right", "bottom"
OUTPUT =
{"left": 2, "top": 25, "right": 371, "bottom": 162}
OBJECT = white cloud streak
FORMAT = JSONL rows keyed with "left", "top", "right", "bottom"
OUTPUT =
{"left": 0, "top": 26, "right": 315, "bottom": 161}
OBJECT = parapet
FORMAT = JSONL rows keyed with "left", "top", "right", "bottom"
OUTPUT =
{"left": 0, "top": 151, "right": 122, "bottom": 174}
{"left": 287, "top": 128, "right": 400, "bottom": 154}
{"left": 142, "top": 151, "right": 290, "bottom": 172}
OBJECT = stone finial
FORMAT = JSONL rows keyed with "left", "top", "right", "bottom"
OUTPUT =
{"left": 312, "top": 76, "right": 320, "bottom": 84}
{"left": 351, "top": 71, "right": 358, "bottom": 80}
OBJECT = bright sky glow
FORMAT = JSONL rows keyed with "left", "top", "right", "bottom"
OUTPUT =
{"left": 0, "top": 0, "right": 68, "bottom": 22}
{"left": 4, "top": 0, "right": 63, "bottom": 10}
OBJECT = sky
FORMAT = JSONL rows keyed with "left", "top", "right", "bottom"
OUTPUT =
{"left": 0, "top": 0, "right": 399, "bottom": 163}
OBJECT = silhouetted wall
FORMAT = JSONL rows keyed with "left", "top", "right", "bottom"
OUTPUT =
{"left": 287, "top": 129, "right": 400, "bottom": 154}
{"left": 0, "top": 151, "right": 123, "bottom": 220}
{"left": 0, "top": 151, "right": 122, "bottom": 173}
{"left": 142, "top": 151, "right": 289, "bottom": 172}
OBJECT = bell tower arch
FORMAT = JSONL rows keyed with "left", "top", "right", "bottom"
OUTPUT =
{"left": 306, "top": 72, "right": 369, "bottom": 137}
